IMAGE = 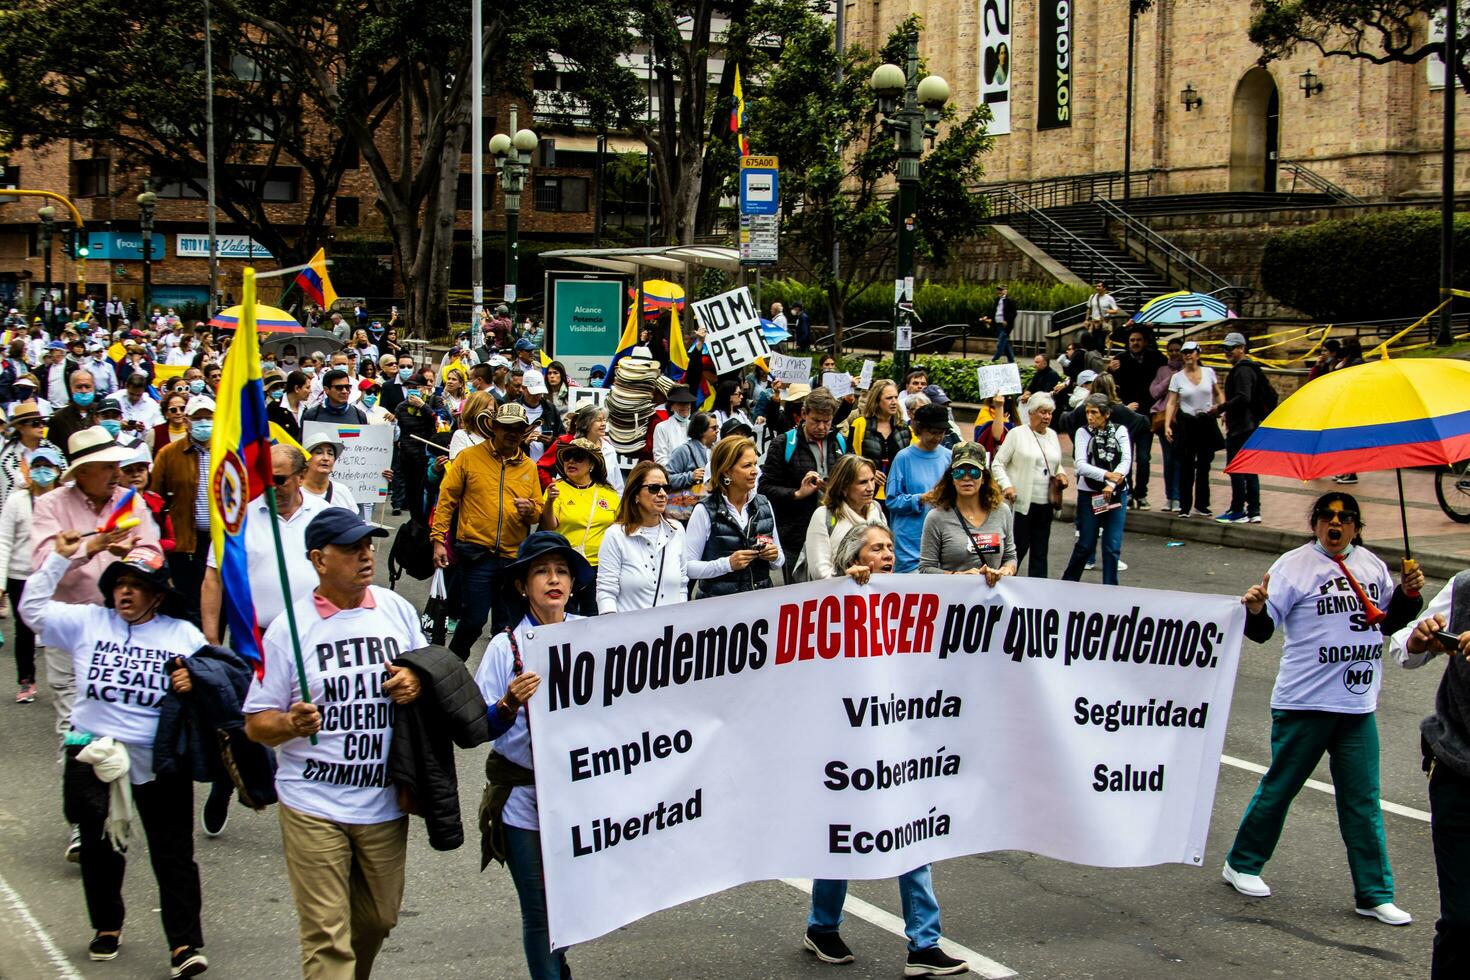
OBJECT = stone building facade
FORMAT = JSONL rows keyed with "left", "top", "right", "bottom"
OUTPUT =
{"left": 845, "top": 0, "right": 1470, "bottom": 199}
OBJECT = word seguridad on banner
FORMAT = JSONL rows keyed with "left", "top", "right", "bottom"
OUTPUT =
{"left": 522, "top": 575, "right": 1244, "bottom": 951}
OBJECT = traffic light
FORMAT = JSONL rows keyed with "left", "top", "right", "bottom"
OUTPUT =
{"left": 74, "top": 231, "right": 90, "bottom": 258}
{"left": 59, "top": 226, "right": 73, "bottom": 259}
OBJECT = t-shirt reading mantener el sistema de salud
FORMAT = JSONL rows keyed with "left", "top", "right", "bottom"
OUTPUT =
{"left": 244, "top": 585, "right": 427, "bottom": 825}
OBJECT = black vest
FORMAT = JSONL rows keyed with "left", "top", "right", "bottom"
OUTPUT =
{"left": 696, "top": 494, "right": 776, "bottom": 597}
{"left": 1424, "top": 571, "right": 1470, "bottom": 778}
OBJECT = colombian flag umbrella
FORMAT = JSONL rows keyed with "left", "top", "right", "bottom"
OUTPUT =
{"left": 641, "top": 279, "right": 686, "bottom": 313}
{"left": 1226, "top": 356, "right": 1470, "bottom": 556}
{"left": 209, "top": 303, "right": 305, "bottom": 333}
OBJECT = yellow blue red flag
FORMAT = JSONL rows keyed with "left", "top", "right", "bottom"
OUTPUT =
{"left": 208, "top": 268, "right": 275, "bottom": 677}
{"left": 731, "top": 66, "right": 749, "bottom": 156}
{"left": 293, "top": 247, "right": 338, "bottom": 310}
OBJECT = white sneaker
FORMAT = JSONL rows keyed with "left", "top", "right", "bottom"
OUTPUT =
{"left": 1163, "top": 499, "right": 1179, "bottom": 512}
{"left": 1084, "top": 561, "right": 1096, "bottom": 571}
{"left": 1118, "top": 560, "right": 1129, "bottom": 571}
{"left": 1222, "top": 863, "right": 1270, "bottom": 897}
{"left": 1356, "top": 903, "right": 1412, "bottom": 926}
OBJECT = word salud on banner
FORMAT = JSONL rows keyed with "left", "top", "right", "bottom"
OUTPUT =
{"left": 522, "top": 575, "right": 1245, "bottom": 950}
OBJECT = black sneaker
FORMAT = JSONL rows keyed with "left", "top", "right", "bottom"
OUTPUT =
{"left": 65, "top": 825, "right": 82, "bottom": 863}
{"left": 803, "top": 928, "right": 855, "bottom": 964}
{"left": 905, "top": 945, "right": 969, "bottom": 977}
{"left": 170, "top": 945, "right": 208, "bottom": 977}
{"left": 89, "top": 933, "right": 120, "bottom": 961}
{"left": 201, "top": 787, "right": 230, "bottom": 838}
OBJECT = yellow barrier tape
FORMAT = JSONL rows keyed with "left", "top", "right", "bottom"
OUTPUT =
{"left": 1367, "top": 299, "right": 1449, "bottom": 359}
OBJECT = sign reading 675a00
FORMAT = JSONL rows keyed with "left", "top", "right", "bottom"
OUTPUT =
{"left": 739, "top": 156, "right": 779, "bottom": 216}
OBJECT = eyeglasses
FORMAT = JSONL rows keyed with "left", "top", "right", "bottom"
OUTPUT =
{"left": 328, "top": 384, "right": 351, "bottom": 391}
{"left": 641, "top": 483, "right": 670, "bottom": 495}
{"left": 1314, "top": 508, "right": 1359, "bottom": 524}
{"left": 952, "top": 465, "right": 984, "bottom": 480}
{"left": 166, "top": 406, "right": 187, "bottom": 415}
{"left": 563, "top": 454, "right": 593, "bottom": 466}
{"left": 18, "top": 419, "right": 45, "bottom": 428}
{"left": 272, "top": 473, "right": 295, "bottom": 487}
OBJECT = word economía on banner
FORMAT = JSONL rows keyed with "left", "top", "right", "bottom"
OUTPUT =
{"left": 544, "top": 588, "right": 1228, "bottom": 715}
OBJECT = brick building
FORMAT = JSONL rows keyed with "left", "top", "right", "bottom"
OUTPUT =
{"left": 0, "top": 94, "right": 598, "bottom": 313}
{"left": 846, "top": 1, "right": 1469, "bottom": 199}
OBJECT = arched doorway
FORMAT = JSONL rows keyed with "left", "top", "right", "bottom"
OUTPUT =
{"left": 1230, "top": 68, "right": 1280, "bottom": 192}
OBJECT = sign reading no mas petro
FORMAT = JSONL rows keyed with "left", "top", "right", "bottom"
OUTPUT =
{"left": 692, "top": 287, "right": 771, "bottom": 375}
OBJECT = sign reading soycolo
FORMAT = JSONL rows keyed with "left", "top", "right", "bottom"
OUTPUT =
{"left": 524, "top": 575, "right": 1244, "bottom": 950}
{"left": 1039, "top": 0, "right": 1074, "bottom": 130}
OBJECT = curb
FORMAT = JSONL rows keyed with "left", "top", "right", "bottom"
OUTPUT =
{"left": 1059, "top": 503, "right": 1468, "bottom": 581}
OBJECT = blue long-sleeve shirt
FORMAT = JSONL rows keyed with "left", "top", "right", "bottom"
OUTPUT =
{"left": 885, "top": 443, "right": 951, "bottom": 572}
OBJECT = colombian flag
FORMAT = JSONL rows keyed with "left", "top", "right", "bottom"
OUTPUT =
{"left": 667, "top": 304, "right": 713, "bottom": 410}
{"left": 97, "top": 488, "right": 142, "bottom": 533}
{"left": 602, "top": 285, "right": 642, "bottom": 389}
{"left": 293, "top": 247, "right": 338, "bottom": 310}
{"left": 208, "top": 268, "right": 275, "bottom": 677}
{"left": 730, "top": 66, "right": 749, "bottom": 157}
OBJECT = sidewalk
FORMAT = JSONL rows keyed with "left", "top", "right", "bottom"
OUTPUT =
{"left": 1106, "top": 447, "right": 1467, "bottom": 578}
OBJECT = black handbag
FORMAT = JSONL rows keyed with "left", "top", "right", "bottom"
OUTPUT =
{"left": 389, "top": 518, "right": 435, "bottom": 584}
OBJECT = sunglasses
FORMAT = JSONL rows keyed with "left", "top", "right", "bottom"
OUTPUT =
{"left": 166, "top": 406, "right": 187, "bottom": 414}
{"left": 641, "top": 483, "right": 670, "bottom": 495}
{"left": 952, "top": 465, "right": 984, "bottom": 480}
{"left": 272, "top": 473, "right": 296, "bottom": 487}
{"left": 328, "top": 384, "right": 351, "bottom": 391}
{"left": 563, "top": 453, "right": 593, "bottom": 466}
{"left": 1315, "top": 508, "right": 1359, "bottom": 524}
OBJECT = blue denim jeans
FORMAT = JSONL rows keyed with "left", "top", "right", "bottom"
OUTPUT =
{"left": 450, "top": 550, "right": 512, "bottom": 659}
{"left": 808, "top": 866, "right": 941, "bottom": 952}
{"left": 1062, "top": 487, "right": 1127, "bottom": 585}
{"left": 505, "top": 826, "right": 572, "bottom": 980}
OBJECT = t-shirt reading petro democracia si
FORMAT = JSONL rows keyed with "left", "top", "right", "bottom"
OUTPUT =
{"left": 244, "top": 585, "right": 427, "bottom": 824}
{"left": 1263, "top": 543, "right": 1393, "bottom": 714}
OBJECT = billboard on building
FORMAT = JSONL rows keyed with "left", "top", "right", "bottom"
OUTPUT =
{"left": 1038, "top": 0, "right": 1074, "bottom": 130}
{"left": 980, "top": 1, "right": 1012, "bottom": 135}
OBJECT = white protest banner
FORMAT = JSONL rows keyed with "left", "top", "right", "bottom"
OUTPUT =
{"left": 523, "top": 576, "right": 1244, "bottom": 950}
{"left": 770, "top": 353, "right": 811, "bottom": 385}
{"left": 976, "top": 363, "right": 1024, "bottom": 399}
{"left": 750, "top": 420, "right": 772, "bottom": 458}
{"left": 858, "top": 360, "right": 876, "bottom": 389}
{"left": 301, "top": 422, "right": 394, "bottom": 503}
{"left": 692, "top": 287, "right": 770, "bottom": 374}
{"left": 566, "top": 386, "right": 609, "bottom": 412}
{"left": 822, "top": 371, "right": 855, "bottom": 399}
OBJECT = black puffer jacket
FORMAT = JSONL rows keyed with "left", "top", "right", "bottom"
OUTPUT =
{"left": 389, "top": 644, "right": 490, "bottom": 850}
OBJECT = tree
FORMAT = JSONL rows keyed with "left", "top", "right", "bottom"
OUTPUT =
{"left": 743, "top": 9, "right": 991, "bottom": 338}
{"left": 1249, "top": 2, "right": 1470, "bottom": 91}
{"left": 0, "top": 0, "right": 354, "bottom": 266}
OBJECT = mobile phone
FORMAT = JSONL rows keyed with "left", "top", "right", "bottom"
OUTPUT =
{"left": 1434, "top": 629, "right": 1463, "bottom": 649}
{"left": 754, "top": 534, "right": 774, "bottom": 551}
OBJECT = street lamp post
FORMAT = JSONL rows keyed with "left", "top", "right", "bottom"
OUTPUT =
{"left": 870, "top": 30, "right": 949, "bottom": 380}
{"left": 137, "top": 189, "right": 157, "bottom": 317}
{"left": 37, "top": 205, "right": 56, "bottom": 324}
{"left": 490, "top": 107, "right": 538, "bottom": 321}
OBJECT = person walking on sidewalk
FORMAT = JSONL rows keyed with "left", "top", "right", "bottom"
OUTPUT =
{"left": 1392, "top": 570, "right": 1470, "bottom": 977}
{"left": 0, "top": 444, "right": 62, "bottom": 704}
{"left": 1213, "top": 332, "right": 1266, "bottom": 524}
{"left": 1224, "top": 492, "right": 1424, "bottom": 926}
{"left": 1162, "top": 341, "right": 1223, "bottom": 518}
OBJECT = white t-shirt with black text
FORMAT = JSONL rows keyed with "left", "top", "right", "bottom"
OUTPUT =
{"left": 243, "top": 586, "right": 427, "bottom": 824}
{"left": 1264, "top": 543, "right": 1393, "bottom": 713}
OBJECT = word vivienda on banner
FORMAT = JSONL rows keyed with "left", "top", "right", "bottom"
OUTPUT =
{"left": 522, "top": 575, "right": 1244, "bottom": 951}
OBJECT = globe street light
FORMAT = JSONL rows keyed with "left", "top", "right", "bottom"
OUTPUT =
{"left": 37, "top": 205, "right": 56, "bottom": 324}
{"left": 490, "top": 108, "right": 538, "bottom": 318}
{"left": 871, "top": 31, "right": 948, "bottom": 378}
{"left": 136, "top": 189, "right": 158, "bottom": 316}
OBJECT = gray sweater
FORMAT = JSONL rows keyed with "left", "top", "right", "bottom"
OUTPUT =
{"left": 918, "top": 503, "right": 1017, "bottom": 574}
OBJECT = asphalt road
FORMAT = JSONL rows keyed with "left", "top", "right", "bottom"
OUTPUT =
{"left": 0, "top": 528, "right": 1453, "bottom": 980}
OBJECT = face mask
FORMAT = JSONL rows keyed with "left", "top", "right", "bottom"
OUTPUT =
{"left": 100, "top": 420, "right": 122, "bottom": 436}
{"left": 303, "top": 366, "right": 316, "bottom": 377}
{"left": 399, "top": 368, "right": 413, "bottom": 381}
{"left": 188, "top": 380, "right": 206, "bottom": 395}
{"left": 281, "top": 357, "right": 298, "bottom": 367}
{"left": 363, "top": 394, "right": 379, "bottom": 409}
{"left": 28, "top": 466, "right": 58, "bottom": 487}
{"left": 72, "top": 391, "right": 95, "bottom": 407}
{"left": 191, "top": 421, "right": 213, "bottom": 443}
{"left": 268, "top": 388, "right": 285, "bottom": 402}
{"left": 406, "top": 391, "right": 424, "bottom": 405}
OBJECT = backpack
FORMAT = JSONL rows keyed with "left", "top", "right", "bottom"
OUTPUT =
{"left": 1243, "top": 361, "right": 1278, "bottom": 422}
{"left": 783, "top": 429, "right": 847, "bottom": 462}
{"left": 389, "top": 518, "right": 435, "bottom": 585}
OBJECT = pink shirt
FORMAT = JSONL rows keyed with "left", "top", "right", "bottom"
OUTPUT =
{"left": 30, "top": 484, "right": 163, "bottom": 605}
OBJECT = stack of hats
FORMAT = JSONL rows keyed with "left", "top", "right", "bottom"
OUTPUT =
{"left": 605, "top": 348, "right": 676, "bottom": 455}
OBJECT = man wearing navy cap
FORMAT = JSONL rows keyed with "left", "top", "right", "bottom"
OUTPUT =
{"left": 244, "top": 508, "right": 425, "bottom": 980}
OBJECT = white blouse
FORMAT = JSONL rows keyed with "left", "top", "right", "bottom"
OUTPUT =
{"left": 596, "top": 520, "right": 689, "bottom": 613}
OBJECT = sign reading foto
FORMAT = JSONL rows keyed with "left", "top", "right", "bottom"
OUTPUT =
{"left": 692, "top": 287, "right": 770, "bottom": 374}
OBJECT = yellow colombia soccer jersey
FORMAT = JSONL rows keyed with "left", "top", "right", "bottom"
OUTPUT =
{"left": 544, "top": 481, "right": 618, "bottom": 565}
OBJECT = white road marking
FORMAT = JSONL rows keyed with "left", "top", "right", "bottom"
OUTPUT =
{"left": 0, "top": 872, "right": 83, "bottom": 979}
{"left": 1220, "top": 754, "right": 1431, "bottom": 823}
{"left": 781, "top": 877, "right": 1018, "bottom": 979}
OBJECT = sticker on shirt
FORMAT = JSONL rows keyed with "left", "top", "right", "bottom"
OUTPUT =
{"left": 305, "top": 635, "right": 404, "bottom": 790}
{"left": 970, "top": 531, "right": 1003, "bottom": 554}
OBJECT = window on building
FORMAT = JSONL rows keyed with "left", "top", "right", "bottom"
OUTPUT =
{"left": 74, "top": 159, "right": 109, "bottom": 198}
{"left": 336, "top": 196, "right": 359, "bottom": 227}
{"left": 456, "top": 172, "right": 494, "bottom": 211}
{"left": 534, "top": 176, "right": 589, "bottom": 213}
{"left": 461, "top": 116, "right": 499, "bottom": 153}
{"left": 155, "top": 177, "right": 206, "bottom": 199}
{"left": 0, "top": 165, "right": 19, "bottom": 204}
{"left": 232, "top": 165, "right": 299, "bottom": 202}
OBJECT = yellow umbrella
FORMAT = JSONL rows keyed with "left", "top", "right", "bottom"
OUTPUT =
{"left": 209, "top": 304, "right": 304, "bottom": 333}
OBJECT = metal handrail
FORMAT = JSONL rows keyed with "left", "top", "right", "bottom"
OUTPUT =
{"left": 998, "top": 190, "right": 1150, "bottom": 300}
{"left": 980, "top": 169, "right": 1160, "bottom": 216}
{"left": 1280, "top": 161, "right": 1366, "bottom": 206}
{"left": 1095, "top": 198, "right": 1237, "bottom": 296}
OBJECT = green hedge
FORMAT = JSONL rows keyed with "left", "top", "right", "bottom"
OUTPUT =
{"left": 761, "top": 278, "right": 1090, "bottom": 325}
{"left": 1260, "top": 210, "right": 1470, "bottom": 320}
{"left": 828, "top": 354, "right": 1035, "bottom": 404}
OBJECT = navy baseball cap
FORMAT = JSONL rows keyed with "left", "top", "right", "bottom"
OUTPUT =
{"left": 514, "top": 337, "right": 536, "bottom": 351}
{"left": 305, "top": 509, "right": 390, "bottom": 552}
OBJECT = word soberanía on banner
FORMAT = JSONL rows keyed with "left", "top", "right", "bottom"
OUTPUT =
{"left": 522, "top": 575, "right": 1244, "bottom": 950}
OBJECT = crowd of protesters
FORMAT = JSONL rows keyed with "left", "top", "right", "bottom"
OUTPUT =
{"left": 0, "top": 298, "right": 1464, "bottom": 980}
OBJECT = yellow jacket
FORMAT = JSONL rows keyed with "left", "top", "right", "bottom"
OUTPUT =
{"left": 432, "top": 442, "right": 543, "bottom": 558}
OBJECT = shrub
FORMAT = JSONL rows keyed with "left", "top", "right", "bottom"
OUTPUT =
{"left": 761, "top": 278, "right": 1089, "bottom": 325}
{"left": 1260, "top": 210, "right": 1470, "bottom": 320}
{"left": 830, "top": 354, "right": 1034, "bottom": 404}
